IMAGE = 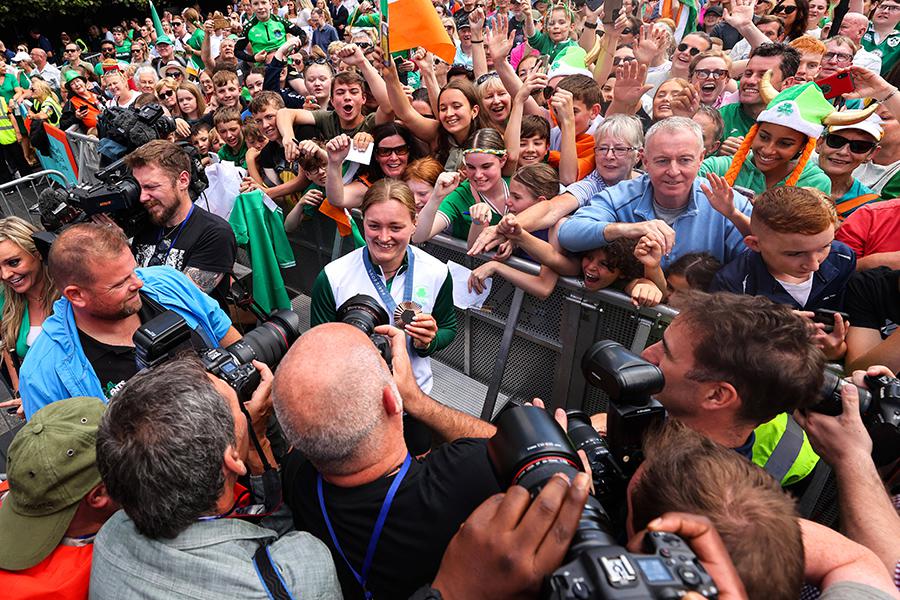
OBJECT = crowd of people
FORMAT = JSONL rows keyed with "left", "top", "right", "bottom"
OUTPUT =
{"left": 0, "top": 0, "right": 899, "bottom": 597}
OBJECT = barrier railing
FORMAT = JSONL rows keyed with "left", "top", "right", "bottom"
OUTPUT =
{"left": 0, "top": 170, "right": 68, "bottom": 226}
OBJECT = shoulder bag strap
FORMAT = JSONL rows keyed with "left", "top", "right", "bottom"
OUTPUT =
{"left": 252, "top": 542, "right": 296, "bottom": 600}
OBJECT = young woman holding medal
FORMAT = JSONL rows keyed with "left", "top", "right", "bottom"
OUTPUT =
{"left": 309, "top": 179, "right": 457, "bottom": 394}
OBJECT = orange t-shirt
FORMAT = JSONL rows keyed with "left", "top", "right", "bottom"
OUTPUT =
{"left": 548, "top": 132, "right": 596, "bottom": 181}
{"left": 0, "top": 482, "right": 92, "bottom": 600}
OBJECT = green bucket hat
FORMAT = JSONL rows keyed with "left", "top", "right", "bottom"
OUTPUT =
{"left": 0, "top": 397, "right": 106, "bottom": 571}
{"left": 62, "top": 69, "right": 85, "bottom": 89}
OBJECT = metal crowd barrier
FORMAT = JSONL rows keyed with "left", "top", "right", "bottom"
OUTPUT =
{"left": 293, "top": 220, "right": 678, "bottom": 417}
{"left": 0, "top": 169, "right": 68, "bottom": 226}
{"left": 64, "top": 130, "right": 101, "bottom": 185}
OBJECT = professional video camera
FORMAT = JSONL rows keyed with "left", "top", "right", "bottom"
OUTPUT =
{"left": 813, "top": 370, "right": 900, "bottom": 466}
{"left": 37, "top": 141, "right": 208, "bottom": 236}
{"left": 133, "top": 307, "right": 301, "bottom": 402}
{"left": 98, "top": 103, "right": 177, "bottom": 157}
{"left": 489, "top": 405, "right": 718, "bottom": 599}
{"left": 336, "top": 294, "right": 393, "bottom": 368}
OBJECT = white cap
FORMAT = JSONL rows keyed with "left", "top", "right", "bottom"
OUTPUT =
{"left": 11, "top": 51, "right": 30, "bottom": 63}
{"left": 828, "top": 113, "right": 884, "bottom": 141}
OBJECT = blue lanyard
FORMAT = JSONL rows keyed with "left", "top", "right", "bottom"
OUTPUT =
{"left": 361, "top": 246, "right": 414, "bottom": 321}
{"left": 317, "top": 453, "right": 412, "bottom": 600}
{"left": 155, "top": 204, "right": 194, "bottom": 265}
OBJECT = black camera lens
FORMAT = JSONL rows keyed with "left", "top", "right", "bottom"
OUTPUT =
{"left": 813, "top": 370, "right": 871, "bottom": 416}
{"left": 227, "top": 309, "right": 302, "bottom": 368}
{"left": 488, "top": 405, "right": 583, "bottom": 492}
{"left": 337, "top": 294, "right": 389, "bottom": 336}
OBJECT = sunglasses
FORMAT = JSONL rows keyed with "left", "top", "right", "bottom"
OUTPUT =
{"left": 773, "top": 5, "right": 797, "bottom": 14}
{"left": 356, "top": 41, "right": 373, "bottom": 49}
{"left": 159, "top": 90, "right": 175, "bottom": 98}
{"left": 877, "top": 3, "right": 900, "bottom": 10}
{"left": 102, "top": 47, "right": 116, "bottom": 53}
{"left": 172, "top": 21, "right": 184, "bottom": 26}
{"left": 677, "top": 43, "right": 702, "bottom": 56}
{"left": 613, "top": 56, "right": 636, "bottom": 65}
{"left": 167, "top": 72, "right": 184, "bottom": 78}
{"left": 693, "top": 68, "right": 729, "bottom": 80}
{"left": 375, "top": 144, "right": 410, "bottom": 158}
{"left": 475, "top": 71, "right": 500, "bottom": 85}
{"left": 824, "top": 133, "right": 877, "bottom": 154}
{"left": 621, "top": 27, "right": 634, "bottom": 35}
{"left": 309, "top": 57, "right": 330, "bottom": 65}
{"left": 65, "top": 48, "right": 79, "bottom": 53}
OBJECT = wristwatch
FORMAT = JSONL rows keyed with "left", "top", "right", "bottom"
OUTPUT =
{"left": 408, "top": 585, "right": 444, "bottom": 600}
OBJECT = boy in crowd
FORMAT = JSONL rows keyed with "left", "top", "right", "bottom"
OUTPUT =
{"left": 710, "top": 186, "right": 855, "bottom": 357}
{"left": 247, "top": 91, "right": 309, "bottom": 206}
{"left": 215, "top": 107, "right": 248, "bottom": 168}
{"left": 547, "top": 74, "right": 603, "bottom": 184}
{"left": 212, "top": 70, "right": 243, "bottom": 112}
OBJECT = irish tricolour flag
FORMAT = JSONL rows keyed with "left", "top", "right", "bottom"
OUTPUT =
{"left": 379, "top": 0, "right": 456, "bottom": 64}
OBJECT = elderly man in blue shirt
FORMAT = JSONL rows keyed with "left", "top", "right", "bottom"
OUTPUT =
{"left": 557, "top": 117, "right": 753, "bottom": 270}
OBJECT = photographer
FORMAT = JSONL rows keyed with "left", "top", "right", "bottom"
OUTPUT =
{"left": 18, "top": 223, "right": 241, "bottom": 419}
{"left": 628, "top": 422, "right": 900, "bottom": 599}
{"left": 273, "top": 322, "right": 500, "bottom": 600}
{"left": 640, "top": 291, "right": 824, "bottom": 487}
{"left": 90, "top": 357, "right": 343, "bottom": 599}
{"left": 795, "top": 367, "right": 900, "bottom": 582}
{"left": 125, "top": 140, "right": 237, "bottom": 307}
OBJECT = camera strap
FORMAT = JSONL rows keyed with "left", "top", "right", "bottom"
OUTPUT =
{"left": 252, "top": 542, "right": 296, "bottom": 600}
{"left": 154, "top": 204, "right": 194, "bottom": 266}
{"left": 362, "top": 246, "right": 415, "bottom": 317}
{"left": 316, "top": 453, "right": 412, "bottom": 600}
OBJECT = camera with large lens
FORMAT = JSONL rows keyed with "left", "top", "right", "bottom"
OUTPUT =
{"left": 133, "top": 307, "right": 301, "bottom": 401}
{"left": 98, "top": 103, "right": 177, "bottom": 161}
{"left": 39, "top": 134, "right": 207, "bottom": 237}
{"left": 812, "top": 370, "right": 900, "bottom": 466}
{"left": 337, "top": 294, "right": 392, "bottom": 368}
{"left": 488, "top": 405, "right": 718, "bottom": 599}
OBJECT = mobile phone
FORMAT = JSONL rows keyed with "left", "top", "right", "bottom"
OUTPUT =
{"left": 588, "top": 0, "right": 604, "bottom": 11}
{"left": 537, "top": 54, "right": 550, "bottom": 74}
{"left": 602, "top": 0, "right": 620, "bottom": 24}
{"left": 813, "top": 308, "right": 849, "bottom": 333}
{"left": 815, "top": 71, "right": 854, "bottom": 100}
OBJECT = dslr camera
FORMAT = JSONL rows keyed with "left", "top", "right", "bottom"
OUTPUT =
{"left": 487, "top": 341, "right": 718, "bottom": 598}
{"left": 133, "top": 308, "right": 301, "bottom": 401}
{"left": 813, "top": 370, "right": 900, "bottom": 466}
{"left": 337, "top": 294, "right": 393, "bottom": 367}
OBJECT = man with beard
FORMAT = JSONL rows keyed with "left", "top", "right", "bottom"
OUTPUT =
{"left": 125, "top": 140, "right": 237, "bottom": 308}
{"left": 18, "top": 223, "right": 241, "bottom": 418}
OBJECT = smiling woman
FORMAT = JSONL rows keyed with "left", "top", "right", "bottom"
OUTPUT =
{"left": 309, "top": 179, "right": 458, "bottom": 395}
{"left": 0, "top": 217, "right": 58, "bottom": 408}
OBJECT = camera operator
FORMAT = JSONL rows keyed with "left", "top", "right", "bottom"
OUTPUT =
{"left": 18, "top": 223, "right": 241, "bottom": 419}
{"left": 89, "top": 357, "right": 343, "bottom": 599}
{"left": 124, "top": 140, "right": 237, "bottom": 307}
{"left": 794, "top": 367, "right": 900, "bottom": 584}
{"left": 273, "top": 322, "right": 501, "bottom": 600}
{"left": 628, "top": 422, "right": 900, "bottom": 600}
{"left": 640, "top": 291, "right": 824, "bottom": 488}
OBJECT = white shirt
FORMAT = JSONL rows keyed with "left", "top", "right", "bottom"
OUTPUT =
{"left": 26, "top": 325, "right": 42, "bottom": 347}
{"left": 777, "top": 275, "right": 814, "bottom": 306}
{"left": 854, "top": 48, "right": 883, "bottom": 75}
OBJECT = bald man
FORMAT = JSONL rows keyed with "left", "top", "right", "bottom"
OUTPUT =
{"left": 29, "top": 47, "right": 61, "bottom": 91}
{"left": 840, "top": 12, "right": 883, "bottom": 74}
{"left": 274, "top": 323, "right": 500, "bottom": 600}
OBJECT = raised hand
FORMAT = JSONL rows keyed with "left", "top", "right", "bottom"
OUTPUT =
{"left": 470, "top": 7, "right": 487, "bottom": 35}
{"left": 630, "top": 281, "right": 663, "bottom": 307}
{"left": 844, "top": 65, "right": 894, "bottom": 100}
{"left": 325, "top": 134, "right": 352, "bottom": 163}
{"left": 469, "top": 201, "right": 495, "bottom": 225}
{"left": 723, "top": 0, "right": 756, "bottom": 30}
{"left": 497, "top": 213, "right": 523, "bottom": 238}
{"left": 337, "top": 42, "right": 366, "bottom": 67}
{"left": 634, "top": 235, "right": 663, "bottom": 268}
{"left": 670, "top": 85, "right": 700, "bottom": 118}
{"left": 517, "top": 70, "right": 549, "bottom": 100}
{"left": 613, "top": 60, "right": 652, "bottom": 107}
{"left": 434, "top": 171, "right": 462, "bottom": 201}
{"left": 633, "top": 24, "right": 666, "bottom": 65}
{"left": 486, "top": 13, "right": 515, "bottom": 63}
{"left": 700, "top": 172, "right": 737, "bottom": 219}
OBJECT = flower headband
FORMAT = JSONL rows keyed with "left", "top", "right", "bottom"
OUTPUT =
{"left": 463, "top": 147, "right": 508, "bottom": 156}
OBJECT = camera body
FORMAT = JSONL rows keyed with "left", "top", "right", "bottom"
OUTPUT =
{"left": 547, "top": 530, "right": 719, "bottom": 599}
{"left": 337, "top": 294, "right": 393, "bottom": 367}
{"left": 98, "top": 103, "right": 177, "bottom": 156}
{"left": 815, "top": 370, "right": 900, "bottom": 465}
{"left": 488, "top": 405, "right": 717, "bottom": 600}
{"left": 133, "top": 307, "right": 301, "bottom": 401}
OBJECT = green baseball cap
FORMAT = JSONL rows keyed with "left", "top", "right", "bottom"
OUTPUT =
{"left": 0, "top": 397, "right": 106, "bottom": 570}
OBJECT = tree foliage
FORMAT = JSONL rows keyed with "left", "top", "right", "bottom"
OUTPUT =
{"left": 0, "top": 0, "right": 146, "bottom": 25}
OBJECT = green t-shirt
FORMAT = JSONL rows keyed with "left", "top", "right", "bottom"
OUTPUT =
{"left": 218, "top": 141, "right": 248, "bottom": 168}
{"left": 114, "top": 39, "right": 132, "bottom": 62}
{"left": 437, "top": 178, "right": 509, "bottom": 240}
{"left": 94, "top": 60, "right": 130, "bottom": 78}
{"left": 718, "top": 102, "right": 757, "bottom": 141}
{"left": 700, "top": 152, "right": 832, "bottom": 196}
{"left": 0, "top": 73, "right": 20, "bottom": 104}
{"left": 861, "top": 24, "right": 900, "bottom": 76}
{"left": 243, "top": 15, "right": 292, "bottom": 55}
{"left": 311, "top": 109, "right": 376, "bottom": 140}
{"left": 526, "top": 32, "right": 577, "bottom": 63}
{"left": 186, "top": 28, "right": 206, "bottom": 70}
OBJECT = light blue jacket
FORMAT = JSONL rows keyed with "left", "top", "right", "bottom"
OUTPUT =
{"left": 20, "top": 266, "right": 232, "bottom": 420}
{"left": 557, "top": 174, "right": 752, "bottom": 270}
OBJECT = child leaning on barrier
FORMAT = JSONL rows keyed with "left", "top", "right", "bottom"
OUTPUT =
{"left": 468, "top": 164, "right": 664, "bottom": 306}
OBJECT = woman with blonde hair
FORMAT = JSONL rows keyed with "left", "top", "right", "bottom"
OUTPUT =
{"left": 0, "top": 217, "right": 58, "bottom": 411}
{"left": 155, "top": 76, "right": 181, "bottom": 116}
{"left": 27, "top": 79, "right": 63, "bottom": 127}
